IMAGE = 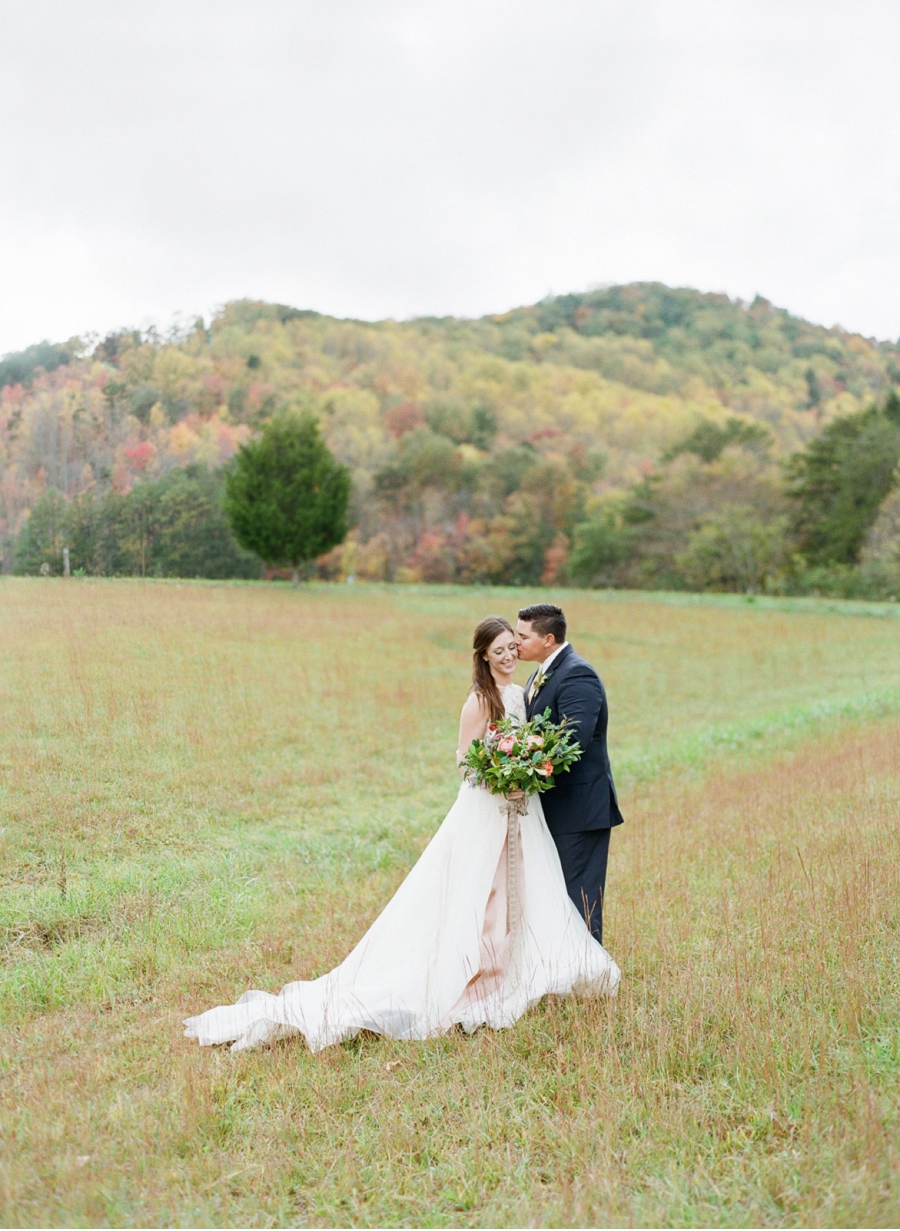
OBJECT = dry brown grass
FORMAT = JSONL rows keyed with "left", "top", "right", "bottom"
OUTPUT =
{"left": 1, "top": 578, "right": 900, "bottom": 1226}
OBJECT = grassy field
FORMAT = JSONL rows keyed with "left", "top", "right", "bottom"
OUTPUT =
{"left": 1, "top": 577, "right": 899, "bottom": 1228}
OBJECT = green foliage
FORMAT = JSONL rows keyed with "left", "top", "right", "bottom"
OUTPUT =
{"left": 152, "top": 470, "right": 261, "bottom": 577}
{"left": 0, "top": 340, "right": 75, "bottom": 389}
{"left": 568, "top": 506, "right": 634, "bottom": 587}
{"left": 786, "top": 395, "right": 900, "bottom": 564}
{"left": 13, "top": 470, "right": 259, "bottom": 579}
{"left": 224, "top": 412, "right": 350, "bottom": 574}
{"left": 863, "top": 481, "right": 900, "bottom": 565}
{"left": 480, "top": 445, "right": 539, "bottom": 500}
{"left": 663, "top": 415, "right": 772, "bottom": 463}
{"left": 375, "top": 428, "right": 468, "bottom": 504}
{"left": 675, "top": 505, "right": 790, "bottom": 593}
{"left": 598, "top": 447, "right": 788, "bottom": 591}
{"left": 469, "top": 402, "right": 498, "bottom": 450}
{"left": 422, "top": 397, "right": 497, "bottom": 449}
{"left": 93, "top": 329, "right": 143, "bottom": 364}
{"left": 12, "top": 488, "right": 70, "bottom": 573}
{"left": 484, "top": 497, "right": 556, "bottom": 587}
{"left": 502, "top": 283, "right": 896, "bottom": 400}
{"left": 769, "top": 560, "right": 900, "bottom": 601}
{"left": 883, "top": 388, "right": 900, "bottom": 425}
{"left": 473, "top": 458, "right": 586, "bottom": 587}
{"left": 805, "top": 366, "right": 822, "bottom": 408}
{"left": 460, "top": 709, "right": 583, "bottom": 796}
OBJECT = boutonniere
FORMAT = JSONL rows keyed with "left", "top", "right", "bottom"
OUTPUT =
{"left": 532, "top": 668, "right": 552, "bottom": 695}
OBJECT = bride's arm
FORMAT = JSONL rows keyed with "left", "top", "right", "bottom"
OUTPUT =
{"left": 457, "top": 692, "right": 490, "bottom": 769}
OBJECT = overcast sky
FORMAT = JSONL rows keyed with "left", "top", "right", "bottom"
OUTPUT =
{"left": 2, "top": 0, "right": 899, "bottom": 354}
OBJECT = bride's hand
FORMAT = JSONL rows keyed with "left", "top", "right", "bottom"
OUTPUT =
{"left": 506, "top": 789, "right": 525, "bottom": 801}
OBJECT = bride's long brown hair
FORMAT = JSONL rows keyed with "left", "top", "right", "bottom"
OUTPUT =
{"left": 470, "top": 615, "right": 515, "bottom": 723}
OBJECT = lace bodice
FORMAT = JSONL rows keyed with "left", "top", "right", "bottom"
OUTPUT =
{"left": 502, "top": 683, "right": 527, "bottom": 722}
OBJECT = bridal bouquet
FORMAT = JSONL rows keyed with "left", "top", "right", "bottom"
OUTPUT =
{"left": 461, "top": 708, "right": 583, "bottom": 798}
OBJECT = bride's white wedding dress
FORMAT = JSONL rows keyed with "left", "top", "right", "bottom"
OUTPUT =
{"left": 184, "top": 684, "right": 620, "bottom": 1052}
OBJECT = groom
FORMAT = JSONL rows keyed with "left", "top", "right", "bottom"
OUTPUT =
{"left": 516, "top": 603, "right": 623, "bottom": 945}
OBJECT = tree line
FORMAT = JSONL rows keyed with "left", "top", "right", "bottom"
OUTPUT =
{"left": 566, "top": 391, "right": 900, "bottom": 597}
{"left": 13, "top": 416, "right": 349, "bottom": 584}
{"left": 3, "top": 286, "right": 900, "bottom": 595}
{"left": 10, "top": 390, "right": 900, "bottom": 599}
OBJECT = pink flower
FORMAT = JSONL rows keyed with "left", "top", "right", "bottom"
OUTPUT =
{"left": 536, "top": 759, "right": 554, "bottom": 777}
{"left": 526, "top": 735, "right": 544, "bottom": 749}
{"left": 498, "top": 736, "right": 516, "bottom": 754}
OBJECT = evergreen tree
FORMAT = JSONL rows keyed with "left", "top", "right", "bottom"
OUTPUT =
{"left": 224, "top": 413, "right": 350, "bottom": 581}
{"left": 785, "top": 394, "right": 900, "bottom": 564}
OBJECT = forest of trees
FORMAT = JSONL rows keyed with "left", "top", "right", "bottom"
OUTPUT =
{"left": 3, "top": 283, "right": 900, "bottom": 595}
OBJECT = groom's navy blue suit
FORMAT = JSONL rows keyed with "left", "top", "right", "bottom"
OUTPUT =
{"left": 525, "top": 644, "right": 623, "bottom": 943}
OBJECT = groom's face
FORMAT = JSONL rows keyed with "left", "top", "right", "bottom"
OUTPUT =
{"left": 515, "top": 620, "right": 557, "bottom": 663}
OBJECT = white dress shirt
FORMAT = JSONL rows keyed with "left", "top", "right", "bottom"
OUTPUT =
{"left": 538, "top": 641, "right": 569, "bottom": 675}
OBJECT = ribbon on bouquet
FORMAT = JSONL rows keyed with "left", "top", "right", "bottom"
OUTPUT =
{"left": 502, "top": 794, "right": 529, "bottom": 949}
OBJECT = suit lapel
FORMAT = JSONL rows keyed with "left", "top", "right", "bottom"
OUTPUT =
{"left": 526, "top": 644, "right": 574, "bottom": 717}
{"left": 524, "top": 668, "right": 539, "bottom": 716}
{"left": 533, "top": 645, "right": 574, "bottom": 714}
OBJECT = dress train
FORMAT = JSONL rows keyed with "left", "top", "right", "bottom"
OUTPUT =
{"left": 184, "top": 685, "right": 620, "bottom": 1053}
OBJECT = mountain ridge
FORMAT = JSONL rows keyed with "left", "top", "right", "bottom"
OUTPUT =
{"left": 2, "top": 282, "right": 899, "bottom": 585}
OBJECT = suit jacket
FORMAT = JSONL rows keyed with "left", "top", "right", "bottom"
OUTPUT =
{"left": 525, "top": 644, "right": 624, "bottom": 835}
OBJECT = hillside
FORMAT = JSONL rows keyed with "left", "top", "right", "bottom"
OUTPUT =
{"left": 2, "top": 283, "right": 899, "bottom": 584}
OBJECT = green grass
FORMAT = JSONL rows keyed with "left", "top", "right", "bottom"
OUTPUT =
{"left": 1, "top": 577, "right": 900, "bottom": 1227}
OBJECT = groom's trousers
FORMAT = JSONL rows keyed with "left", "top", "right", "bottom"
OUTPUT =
{"left": 553, "top": 828, "right": 611, "bottom": 945}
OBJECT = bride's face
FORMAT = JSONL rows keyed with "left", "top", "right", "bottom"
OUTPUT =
{"left": 485, "top": 630, "right": 519, "bottom": 680}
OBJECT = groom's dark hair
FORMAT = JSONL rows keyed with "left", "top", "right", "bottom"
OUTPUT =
{"left": 518, "top": 603, "right": 566, "bottom": 643}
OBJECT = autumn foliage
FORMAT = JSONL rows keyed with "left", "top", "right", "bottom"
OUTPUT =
{"left": 3, "top": 286, "right": 900, "bottom": 588}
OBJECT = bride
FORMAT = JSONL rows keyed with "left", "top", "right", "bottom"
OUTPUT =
{"left": 184, "top": 615, "right": 620, "bottom": 1052}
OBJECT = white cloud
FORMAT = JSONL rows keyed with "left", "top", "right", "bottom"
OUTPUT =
{"left": 1, "top": 0, "right": 899, "bottom": 350}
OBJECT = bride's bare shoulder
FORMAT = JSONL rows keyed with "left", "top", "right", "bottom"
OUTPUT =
{"left": 460, "top": 689, "right": 489, "bottom": 718}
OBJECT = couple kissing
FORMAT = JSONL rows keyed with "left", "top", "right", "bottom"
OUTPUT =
{"left": 185, "top": 602, "right": 622, "bottom": 1054}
